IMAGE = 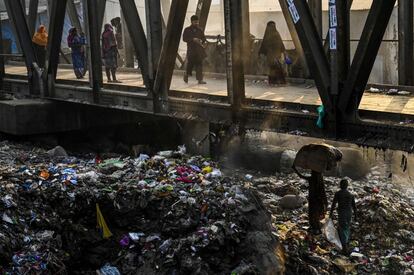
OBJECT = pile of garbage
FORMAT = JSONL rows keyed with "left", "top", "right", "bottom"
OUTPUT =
{"left": 250, "top": 167, "right": 414, "bottom": 274}
{"left": 0, "top": 141, "right": 283, "bottom": 274}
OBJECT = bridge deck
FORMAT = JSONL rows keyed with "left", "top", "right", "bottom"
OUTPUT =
{"left": 5, "top": 64, "right": 414, "bottom": 116}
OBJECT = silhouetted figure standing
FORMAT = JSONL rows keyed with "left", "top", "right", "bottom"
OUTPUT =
{"left": 183, "top": 15, "right": 207, "bottom": 85}
{"left": 102, "top": 24, "right": 121, "bottom": 83}
{"left": 330, "top": 179, "right": 357, "bottom": 254}
{"left": 293, "top": 167, "right": 328, "bottom": 234}
{"left": 259, "top": 21, "right": 287, "bottom": 85}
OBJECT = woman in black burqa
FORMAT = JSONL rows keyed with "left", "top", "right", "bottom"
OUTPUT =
{"left": 259, "top": 21, "right": 287, "bottom": 85}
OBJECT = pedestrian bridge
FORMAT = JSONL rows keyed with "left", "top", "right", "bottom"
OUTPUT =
{"left": 2, "top": 64, "right": 414, "bottom": 152}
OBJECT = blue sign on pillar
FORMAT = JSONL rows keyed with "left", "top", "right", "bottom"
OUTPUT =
{"left": 329, "top": 0, "right": 337, "bottom": 50}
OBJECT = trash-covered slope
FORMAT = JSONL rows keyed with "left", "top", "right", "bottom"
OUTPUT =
{"left": 0, "top": 142, "right": 284, "bottom": 274}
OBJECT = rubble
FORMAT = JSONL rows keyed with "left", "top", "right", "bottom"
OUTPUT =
{"left": 0, "top": 141, "right": 283, "bottom": 274}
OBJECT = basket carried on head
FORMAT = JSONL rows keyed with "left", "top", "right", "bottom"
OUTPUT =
{"left": 294, "top": 144, "right": 343, "bottom": 173}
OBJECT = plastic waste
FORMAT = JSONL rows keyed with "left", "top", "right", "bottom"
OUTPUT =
{"left": 159, "top": 239, "right": 172, "bottom": 254}
{"left": 316, "top": 105, "right": 325, "bottom": 129}
{"left": 137, "top": 154, "right": 150, "bottom": 161}
{"left": 99, "top": 158, "right": 126, "bottom": 169}
{"left": 61, "top": 168, "right": 77, "bottom": 185}
{"left": 2, "top": 195, "right": 15, "bottom": 208}
{"left": 322, "top": 218, "right": 342, "bottom": 250}
{"left": 208, "top": 169, "right": 222, "bottom": 179}
{"left": 78, "top": 171, "right": 99, "bottom": 182}
{"left": 285, "top": 55, "right": 293, "bottom": 65}
{"left": 158, "top": 150, "right": 173, "bottom": 157}
{"left": 129, "top": 232, "right": 145, "bottom": 242}
{"left": 202, "top": 166, "right": 213, "bottom": 174}
{"left": 96, "top": 203, "right": 113, "bottom": 239}
{"left": 177, "top": 145, "right": 187, "bottom": 155}
{"left": 332, "top": 258, "right": 356, "bottom": 272}
{"left": 2, "top": 212, "right": 14, "bottom": 224}
{"left": 99, "top": 264, "right": 121, "bottom": 275}
{"left": 119, "top": 235, "right": 130, "bottom": 247}
{"left": 40, "top": 170, "right": 50, "bottom": 180}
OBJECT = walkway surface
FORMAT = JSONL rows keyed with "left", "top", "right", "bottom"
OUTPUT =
{"left": 6, "top": 64, "right": 414, "bottom": 115}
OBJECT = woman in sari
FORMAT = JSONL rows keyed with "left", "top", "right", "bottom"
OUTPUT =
{"left": 101, "top": 24, "right": 121, "bottom": 83}
{"left": 67, "top": 27, "right": 86, "bottom": 79}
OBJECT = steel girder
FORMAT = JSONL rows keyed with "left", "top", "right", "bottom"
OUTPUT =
{"left": 145, "top": 0, "right": 163, "bottom": 83}
{"left": 0, "top": 22, "right": 4, "bottom": 90}
{"left": 241, "top": 0, "right": 251, "bottom": 71}
{"left": 223, "top": 0, "right": 245, "bottom": 111}
{"left": 28, "top": 0, "right": 39, "bottom": 37}
{"left": 159, "top": 0, "right": 185, "bottom": 69}
{"left": 308, "top": 0, "right": 322, "bottom": 38}
{"left": 329, "top": 0, "right": 350, "bottom": 95}
{"left": 67, "top": 0, "right": 83, "bottom": 33}
{"left": 323, "top": 0, "right": 353, "bottom": 57}
{"left": 97, "top": 0, "right": 106, "bottom": 32}
{"left": 154, "top": 0, "right": 189, "bottom": 113}
{"left": 119, "top": 0, "right": 151, "bottom": 87}
{"left": 196, "top": 0, "right": 212, "bottom": 32}
{"left": 46, "top": 0, "right": 67, "bottom": 80}
{"left": 398, "top": 0, "right": 413, "bottom": 86}
{"left": 282, "top": 0, "right": 332, "bottom": 111}
{"left": 4, "top": 0, "right": 37, "bottom": 69}
{"left": 278, "top": 0, "right": 308, "bottom": 78}
{"left": 86, "top": 0, "right": 103, "bottom": 102}
{"left": 338, "top": 0, "right": 397, "bottom": 115}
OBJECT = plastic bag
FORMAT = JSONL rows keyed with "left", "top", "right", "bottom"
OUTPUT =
{"left": 99, "top": 264, "right": 120, "bottom": 275}
{"left": 322, "top": 218, "right": 342, "bottom": 250}
{"left": 316, "top": 105, "right": 325, "bottom": 129}
{"left": 285, "top": 55, "right": 293, "bottom": 65}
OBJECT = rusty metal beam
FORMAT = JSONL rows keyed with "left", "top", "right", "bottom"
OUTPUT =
{"left": 283, "top": 0, "right": 332, "bottom": 111}
{"left": 67, "top": 0, "right": 83, "bottom": 33}
{"left": 154, "top": 0, "right": 189, "bottom": 113}
{"left": 119, "top": 0, "right": 151, "bottom": 87}
{"left": 86, "top": 0, "right": 103, "bottom": 102}
{"left": 28, "top": 0, "right": 39, "bottom": 37}
{"left": 97, "top": 0, "right": 106, "bottom": 32}
{"left": 323, "top": 0, "right": 353, "bottom": 56}
{"left": 278, "top": 0, "right": 309, "bottom": 78}
{"left": 145, "top": 0, "right": 163, "bottom": 83}
{"left": 398, "top": 0, "right": 413, "bottom": 86}
{"left": 308, "top": 0, "right": 322, "bottom": 38}
{"left": 46, "top": 0, "right": 67, "bottom": 80}
{"left": 196, "top": 0, "right": 212, "bottom": 32}
{"left": 223, "top": 0, "right": 245, "bottom": 111}
{"left": 339, "top": 0, "right": 397, "bottom": 115}
{"left": 4, "top": 0, "right": 37, "bottom": 69}
{"left": 0, "top": 21, "right": 5, "bottom": 90}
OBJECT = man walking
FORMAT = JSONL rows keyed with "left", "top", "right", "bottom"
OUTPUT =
{"left": 183, "top": 15, "right": 207, "bottom": 84}
{"left": 330, "top": 179, "right": 357, "bottom": 254}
